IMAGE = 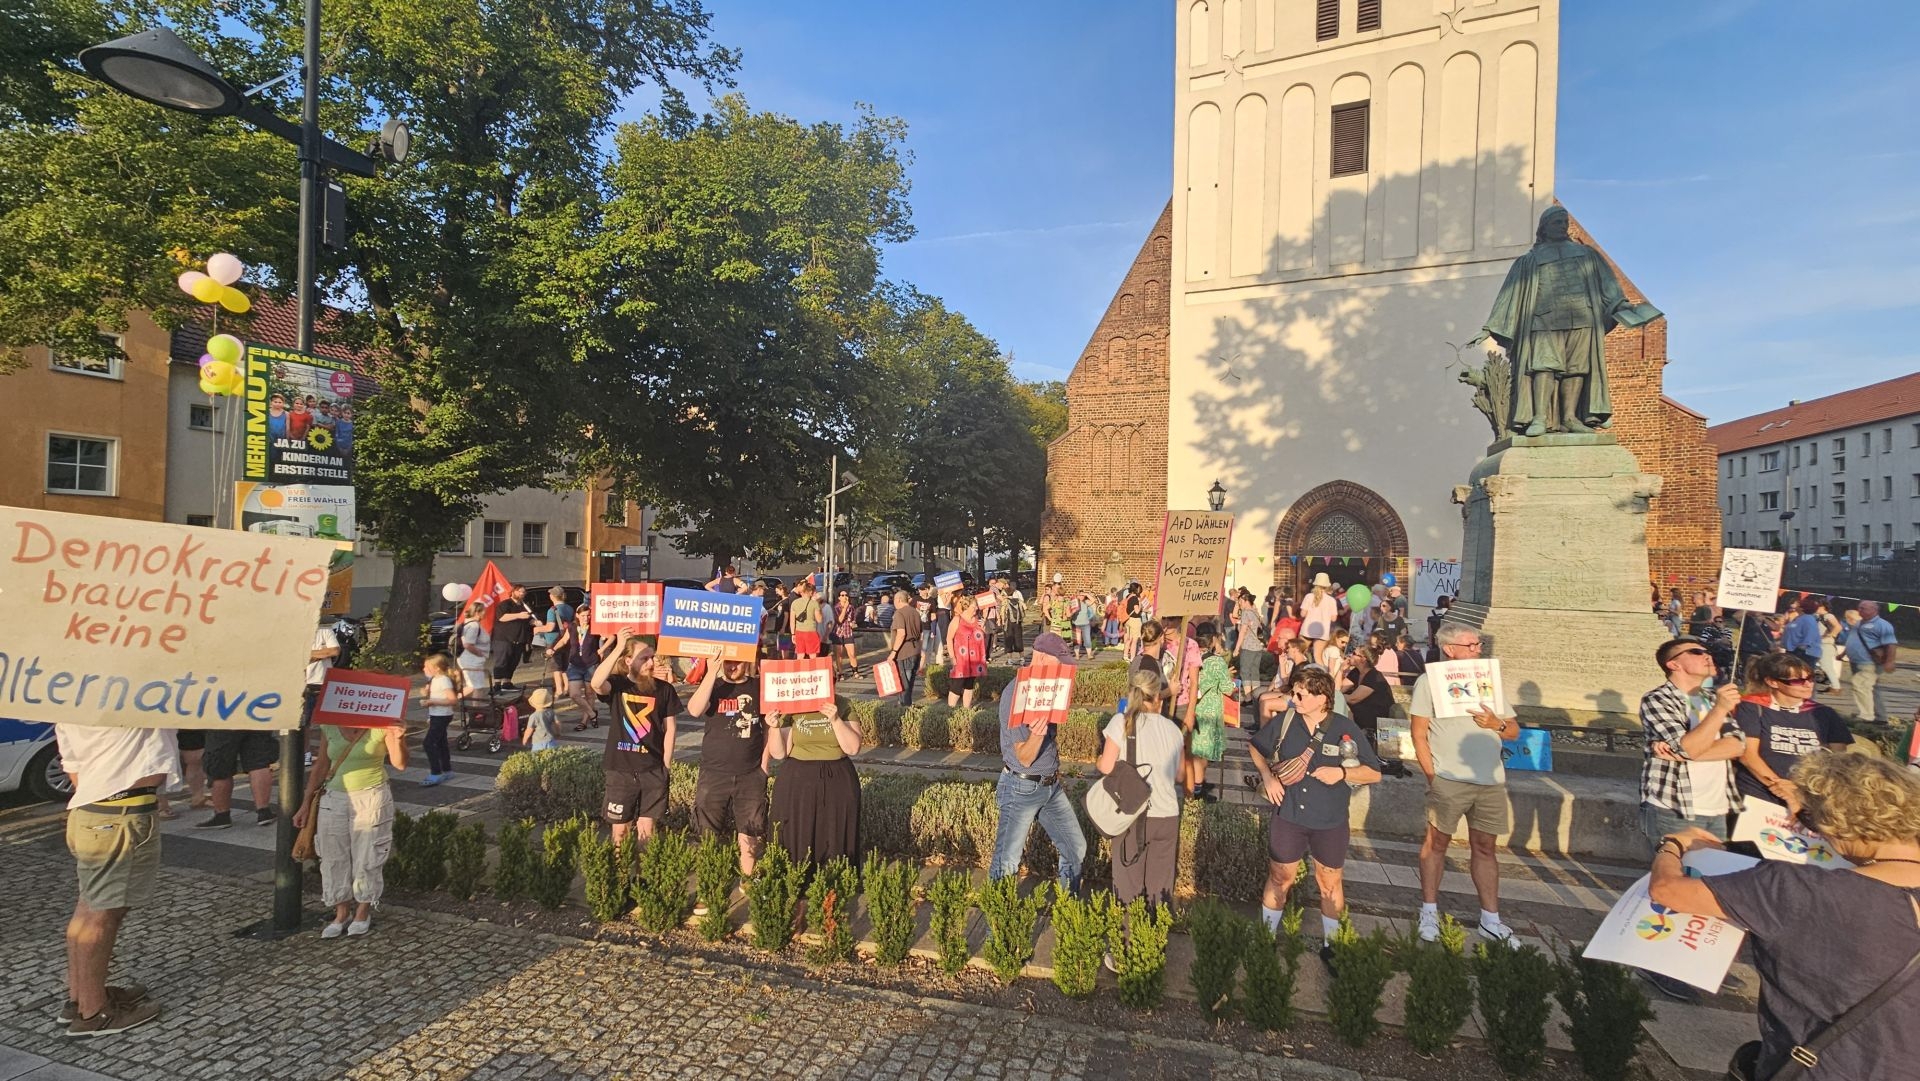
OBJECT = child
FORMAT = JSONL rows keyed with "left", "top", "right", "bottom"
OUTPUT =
{"left": 421, "top": 654, "right": 460, "bottom": 786}
{"left": 523, "top": 687, "right": 561, "bottom": 753}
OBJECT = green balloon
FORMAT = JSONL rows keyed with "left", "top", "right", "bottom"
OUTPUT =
{"left": 1345, "top": 584, "right": 1373, "bottom": 611}
{"left": 206, "top": 333, "right": 243, "bottom": 366}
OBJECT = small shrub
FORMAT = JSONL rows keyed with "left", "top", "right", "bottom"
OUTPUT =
{"left": 494, "top": 818, "right": 535, "bottom": 903}
{"left": 977, "top": 876, "right": 1046, "bottom": 984}
{"left": 1049, "top": 886, "right": 1118, "bottom": 998}
{"left": 542, "top": 749, "right": 605, "bottom": 822}
{"left": 578, "top": 826, "right": 626, "bottom": 923}
{"left": 1327, "top": 916, "right": 1395, "bottom": 1048}
{"left": 1557, "top": 955, "right": 1654, "bottom": 1081}
{"left": 1241, "top": 909, "right": 1305, "bottom": 1032}
{"left": 631, "top": 829, "right": 697, "bottom": 933}
{"left": 1190, "top": 803, "right": 1270, "bottom": 904}
{"left": 403, "top": 810, "right": 457, "bottom": 892}
{"left": 858, "top": 773, "right": 925, "bottom": 860}
{"left": 1111, "top": 898, "right": 1174, "bottom": 1009}
{"left": 387, "top": 811, "right": 418, "bottom": 890}
{"left": 925, "top": 664, "right": 1017, "bottom": 701}
{"left": 805, "top": 856, "right": 860, "bottom": 966}
{"left": 862, "top": 853, "right": 918, "bottom": 967}
{"left": 693, "top": 835, "right": 738, "bottom": 942}
{"left": 1070, "top": 665, "right": 1131, "bottom": 710}
{"left": 1474, "top": 942, "right": 1559, "bottom": 1078}
{"left": 494, "top": 752, "right": 544, "bottom": 820}
{"left": 1404, "top": 916, "right": 1474, "bottom": 1056}
{"left": 1188, "top": 898, "right": 1244, "bottom": 1022}
{"left": 444, "top": 822, "right": 487, "bottom": 901}
{"left": 1055, "top": 709, "right": 1105, "bottom": 760}
{"left": 532, "top": 815, "right": 585, "bottom": 911}
{"left": 928, "top": 869, "right": 973, "bottom": 975}
{"left": 745, "top": 837, "right": 804, "bottom": 952}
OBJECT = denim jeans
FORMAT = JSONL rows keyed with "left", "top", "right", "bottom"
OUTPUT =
{"left": 1638, "top": 801, "right": 1726, "bottom": 857}
{"left": 990, "top": 772, "right": 1087, "bottom": 892}
{"left": 897, "top": 652, "right": 922, "bottom": 704}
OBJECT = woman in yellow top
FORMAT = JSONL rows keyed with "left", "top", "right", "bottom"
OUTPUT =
{"left": 295, "top": 723, "right": 408, "bottom": 938}
{"left": 766, "top": 699, "right": 862, "bottom": 866}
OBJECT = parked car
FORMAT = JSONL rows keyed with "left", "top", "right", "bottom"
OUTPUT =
{"left": 656, "top": 577, "right": 708, "bottom": 592}
{"left": 862, "top": 571, "right": 914, "bottom": 604}
{"left": 0, "top": 718, "right": 70, "bottom": 803}
{"left": 427, "top": 609, "right": 459, "bottom": 654}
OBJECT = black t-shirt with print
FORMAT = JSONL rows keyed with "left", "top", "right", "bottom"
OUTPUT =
{"left": 696, "top": 677, "right": 766, "bottom": 775}
{"left": 602, "top": 675, "right": 681, "bottom": 774}
{"left": 1732, "top": 700, "right": 1853, "bottom": 802}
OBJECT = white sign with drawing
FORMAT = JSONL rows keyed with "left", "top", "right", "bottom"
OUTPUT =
{"left": 1715, "top": 548, "right": 1785, "bottom": 613}
{"left": 1582, "top": 848, "right": 1759, "bottom": 991}
{"left": 1422, "top": 658, "right": 1507, "bottom": 720}
{"left": 1733, "top": 797, "right": 1854, "bottom": 868}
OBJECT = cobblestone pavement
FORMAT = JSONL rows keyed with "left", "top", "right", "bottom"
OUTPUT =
{"left": 0, "top": 843, "right": 1386, "bottom": 1081}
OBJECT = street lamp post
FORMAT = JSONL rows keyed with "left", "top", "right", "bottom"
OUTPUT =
{"left": 822, "top": 458, "right": 858, "bottom": 599}
{"left": 1207, "top": 480, "right": 1228, "bottom": 512}
{"left": 80, "top": 17, "right": 407, "bottom": 938}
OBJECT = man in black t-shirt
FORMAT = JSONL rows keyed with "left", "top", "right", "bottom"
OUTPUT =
{"left": 590, "top": 629, "right": 681, "bottom": 850}
{"left": 489, "top": 586, "right": 535, "bottom": 688}
{"left": 686, "top": 659, "right": 769, "bottom": 882}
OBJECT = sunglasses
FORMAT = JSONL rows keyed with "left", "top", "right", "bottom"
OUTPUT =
{"left": 1777, "top": 677, "right": 1814, "bottom": 686}
{"left": 1289, "top": 688, "right": 1325, "bottom": 698}
{"left": 1671, "top": 647, "right": 1709, "bottom": 659}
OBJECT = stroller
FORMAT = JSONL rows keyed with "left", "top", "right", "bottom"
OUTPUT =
{"left": 458, "top": 684, "right": 527, "bottom": 754}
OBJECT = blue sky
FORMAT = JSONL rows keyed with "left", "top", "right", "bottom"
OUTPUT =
{"left": 629, "top": 0, "right": 1919, "bottom": 425}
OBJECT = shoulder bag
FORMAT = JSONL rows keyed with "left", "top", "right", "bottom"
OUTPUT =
{"left": 1085, "top": 716, "right": 1154, "bottom": 838}
{"left": 291, "top": 754, "right": 336, "bottom": 862}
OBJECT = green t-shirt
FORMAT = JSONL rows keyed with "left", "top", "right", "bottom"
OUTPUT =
{"left": 784, "top": 711, "right": 847, "bottom": 761}
{"left": 324, "top": 726, "right": 391, "bottom": 792}
{"left": 793, "top": 596, "right": 821, "bottom": 632}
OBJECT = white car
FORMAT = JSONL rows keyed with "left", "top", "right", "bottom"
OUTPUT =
{"left": 0, "top": 719, "right": 72, "bottom": 802}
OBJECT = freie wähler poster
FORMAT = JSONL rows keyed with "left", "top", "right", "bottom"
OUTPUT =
{"left": 1582, "top": 848, "right": 1758, "bottom": 991}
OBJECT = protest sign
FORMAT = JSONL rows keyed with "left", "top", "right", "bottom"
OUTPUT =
{"left": 593, "top": 582, "right": 663, "bottom": 636}
{"left": 242, "top": 342, "right": 356, "bottom": 484}
{"left": 1008, "top": 662, "right": 1075, "bottom": 727}
{"left": 934, "top": 570, "right": 963, "bottom": 600}
{"left": 1153, "top": 510, "right": 1234, "bottom": 618}
{"left": 1422, "top": 658, "right": 1508, "bottom": 719}
{"left": 1733, "top": 797, "right": 1853, "bottom": 868}
{"left": 310, "top": 668, "right": 411, "bottom": 727}
{"left": 761, "top": 658, "right": 835, "bottom": 713}
{"left": 1412, "top": 557, "right": 1461, "bottom": 608}
{"left": 233, "top": 481, "right": 355, "bottom": 615}
{"left": 1582, "top": 848, "right": 1758, "bottom": 991}
{"left": 0, "top": 506, "right": 334, "bottom": 729}
{"left": 1715, "top": 548, "right": 1786, "bottom": 613}
{"left": 1376, "top": 719, "right": 1414, "bottom": 762}
{"left": 1500, "top": 728, "right": 1552, "bottom": 772}
{"left": 657, "top": 587, "right": 763, "bottom": 662}
{"left": 872, "top": 659, "right": 904, "bottom": 698}
{"left": 975, "top": 590, "right": 999, "bottom": 612}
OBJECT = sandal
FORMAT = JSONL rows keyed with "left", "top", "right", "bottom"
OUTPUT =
{"left": 573, "top": 722, "right": 589, "bottom": 732}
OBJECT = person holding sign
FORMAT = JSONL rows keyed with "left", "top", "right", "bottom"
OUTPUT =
{"left": 590, "top": 630, "right": 683, "bottom": 852}
{"left": 989, "top": 632, "right": 1088, "bottom": 893}
{"left": 884, "top": 590, "right": 923, "bottom": 704}
{"left": 1732, "top": 653, "right": 1853, "bottom": 818}
{"left": 766, "top": 699, "right": 862, "bottom": 867}
{"left": 296, "top": 718, "right": 409, "bottom": 938}
{"left": 1650, "top": 753, "right": 1920, "bottom": 1081}
{"left": 686, "top": 659, "right": 771, "bottom": 887}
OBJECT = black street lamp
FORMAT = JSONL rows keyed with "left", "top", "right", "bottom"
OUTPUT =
{"left": 80, "top": 13, "right": 407, "bottom": 939}
{"left": 1207, "top": 480, "right": 1227, "bottom": 512}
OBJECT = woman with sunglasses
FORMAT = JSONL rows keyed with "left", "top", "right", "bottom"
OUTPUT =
{"left": 1733, "top": 652, "right": 1854, "bottom": 818}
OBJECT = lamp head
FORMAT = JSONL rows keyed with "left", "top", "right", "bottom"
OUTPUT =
{"left": 79, "top": 27, "right": 242, "bottom": 116}
{"left": 1206, "top": 479, "right": 1227, "bottom": 512}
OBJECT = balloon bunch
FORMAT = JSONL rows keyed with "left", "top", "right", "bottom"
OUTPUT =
{"left": 198, "top": 333, "right": 246, "bottom": 396}
{"left": 177, "top": 252, "right": 252, "bottom": 313}
{"left": 442, "top": 583, "right": 474, "bottom": 604}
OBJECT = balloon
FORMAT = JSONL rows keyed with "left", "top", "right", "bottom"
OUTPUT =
{"left": 206, "top": 252, "right": 245, "bottom": 285}
{"left": 219, "top": 369, "right": 245, "bottom": 395}
{"left": 206, "top": 333, "right": 242, "bottom": 365}
{"left": 190, "top": 277, "right": 223, "bottom": 303}
{"left": 198, "top": 353, "right": 215, "bottom": 369}
{"left": 1380, "top": 572, "right": 1397, "bottom": 588}
{"left": 217, "top": 287, "right": 251, "bottom": 313}
{"left": 201, "top": 360, "right": 236, "bottom": 387}
{"left": 1345, "top": 584, "right": 1373, "bottom": 612}
{"left": 199, "top": 376, "right": 221, "bottom": 396}
{"left": 442, "top": 583, "right": 474, "bottom": 604}
{"left": 177, "top": 270, "right": 209, "bottom": 295}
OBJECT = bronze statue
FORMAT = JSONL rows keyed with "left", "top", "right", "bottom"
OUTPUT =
{"left": 1471, "top": 206, "right": 1659, "bottom": 437}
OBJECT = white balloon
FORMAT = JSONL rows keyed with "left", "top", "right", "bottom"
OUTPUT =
{"left": 441, "top": 583, "right": 474, "bottom": 603}
{"left": 206, "top": 252, "right": 245, "bottom": 286}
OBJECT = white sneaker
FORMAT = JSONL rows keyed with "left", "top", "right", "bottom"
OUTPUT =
{"left": 321, "top": 920, "right": 348, "bottom": 939}
{"left": 1478, "top": 916, "right": 1517, "bottom": 946}
{"left": 346, "top": 918, "right": 372, "bottom": 937}
{"left": 1417, "top": 908, "right": 1440, "bottom": 943}
{"left": 693, "top": 901, "right": 710, "bottom": 917}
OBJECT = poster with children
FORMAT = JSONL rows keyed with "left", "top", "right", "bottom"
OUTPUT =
{"left": 1582, "top": 848, "right": 1758, "bottom": 991}
{"left": 1423, "top": 658, "right": 1507, "bottom": 719}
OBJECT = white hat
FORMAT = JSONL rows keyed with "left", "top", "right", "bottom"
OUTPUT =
{"left": 1311, "top": 572, "right": 1333, "bottom": 589}
{"left": 1051, "top": 572, "right": 1064, "bottom": 584}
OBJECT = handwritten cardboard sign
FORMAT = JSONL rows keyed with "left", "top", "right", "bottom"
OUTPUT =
{"left": 1153, "top": 510, "right": 1234, "bottom": 618}
{"left": 761, "top": 658, "right": 835, "bottom": 713}
{"left": 657, "top": 587, "right": 763, "bottom": 662}
{"left": 1009, "top": 662, "right": 1075, "bottom": 727}
{"left": 1582, "top": 848, "right": 1758, "bottom": 991}
{"left": 1412, "top": 557, "right": 1461, "bottom": 608}
{"left": 1733, "top": 797, "right": 1853, "bottom": 868}
{"left": 1423, "top": 658, "right": 1507, "bottom": 719}
{"left": 593, "top": 582, "right": 663, "bottom": 636}
{"left": 311, "top": 668, "right": 411, "bottom": 727}
{"left": 1715, "top": 548, "right": 1785, "bottom": 614}
{"left": 0, "top": 506, "right": 334, "bottom": 729}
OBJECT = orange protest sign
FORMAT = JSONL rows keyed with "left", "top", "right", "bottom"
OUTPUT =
{"left": 592, "top": 581, "right": 663, "bottom": 635}
{"left": 311, "top": 668, "right": 411, "bottom": 727}
{"left": 1008, "top": 661, "right": 1075, "bottom": 727}
{"left": 760, "top": 658, "right": 835, "bottom": 713}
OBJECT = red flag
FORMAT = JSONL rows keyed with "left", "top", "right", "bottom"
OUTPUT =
{"left": 470, "top": 561, "right": 516, "bottom": 633}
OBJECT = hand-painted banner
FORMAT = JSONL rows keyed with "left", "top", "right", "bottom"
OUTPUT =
{"left": 310, "top": 668, "right": 410, "bottom": 727}
{"left": 761, "top": 658, "right": 834, "bottom": 713}
{"left": 1009, "top": 661, "right": 1075, "bottom": 727}
{"left": 1582, "top": 848, "right": 1758, "bottom": 991}
{"left": 593, "top": 582, "right": 663, "bottom": 636}
{"left": 0, "top": 506, "right": 333, "bottom": 729}
{"left": 1733, "top": 797, "right": 1853, "bottom": 868}
{"left": 1412, "top": 557, "right": 1461, "bottom": 608}
{"left": 657, "top": 587, "right": 763, "bottom": 662}
{"left": 1154, "top": 510, "right": 1234, "bottom": 617}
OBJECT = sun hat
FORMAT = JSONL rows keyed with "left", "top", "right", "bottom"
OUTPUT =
{"left": 528, "top": 687, "right": 553, "bottom": 709}
{"left": 1311, "top": 572, "right": 1333, "bottom": 589}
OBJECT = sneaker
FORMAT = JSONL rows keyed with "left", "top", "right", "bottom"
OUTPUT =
{"left": 255, "top": 806, "right": 277, "bottom": 826}
{"left": 420, "top": 774, "right": 444, "bottom": 787}
{"left": 321, "top": 920, "right": 348, "bottom": 940}
{"left": 1102, "top": 951, "right": 1119, "bottom": 974}
{"left": 1319, "top": 942, "right": 1338, "bottom": 975}
{"left": 1478, "top": 916, "right": 1518, "bottom": 947}
{"left": 64, "top": 997, "right": 161, "bottom": 1038}
{"left": 693, "top": 901, "right": 710, "bottom": 917}
{"left": 1417, "top": 908, "right": 1440, "bottom": 943}
{"left": 56, "top": 985, "right": 147, "bottom": 1025}
{"left": 194, "top": 812, "right": 232, "bottom": 830}
{"left": 1641, "top": 968, "right": 1702, "bottom": 1004}
{"left": 347, "top": 918, "right": 372, "bottom": 936}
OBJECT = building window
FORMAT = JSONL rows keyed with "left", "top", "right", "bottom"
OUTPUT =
{"left": 1884, "top": 524, "right": 1894, "bottom": 544}
{"left": 1357, "top": 0, "right": 1381, "bottom": 32}
{"left": 440, "top": 527, "right": 470, "bottom": 556}
{"left": 1861, "top": 479, "right": 1872, "bottom": 502}
{"left": 1911, "top": 423, "right": 1919, "bottom": 448}
{"left": 1834, "top": 500, "right": 1847, "bottom": 519}
{"left": 1760, "top": 491, "right": 1778, "bottom": 511}
{"left": 1739, "top": 494, "right": 1748, "bottom": 513}
{"left": 521, "top": 522, "right": 547, "bottom": 557}
{"left": 1738, "top": 532, "right": 1747, "bottom": 546}
{"left": 1882, "top": 428, "right": 1893, "bottom": 453}
{"left": 482, "top": 520, "right": 508, "bottom": 556}
{"left": 1723, "top": 459, "right": 1731, "bottom": 479}
{"left": 186, "top": 514, "right": 214, "bottom": 527}
{"left": 1912, "top": 474, "right": 1920, "bottom": 497}
{"left": 1808, "top": 484, "right": 1819, "bottom": 503}
{"left": 1316, "top": 0, "right": 1338, "bottom": 40}
{"left": 563, "top": 530, "right": 580, "bottom": 549}
{"left": 1760, "top": 530, "right": 1781, "bottom": 548}
{"left": 1724, "top": 531, "right": 1733, "bottom": 546}
{"left": 1833, "top": 525, "right": 1847, "bottom": 540}
{"left": 1883, "top": 476, "right": 1894, "bottom": 500}
{"left": 1834, "top": 455, "right": 1846, "bottom": 475}
{"left": 1790, "top": 445, "right": 1801, "bottom": 469}
{"left": 188, "top": 403, "right": 215, "bottom": 431}
{"left": 1790, "top": 488, "right": 1801, "bottom": 510}
{"left": 45, "top": 434, "right": 115, "bottom": 495}
{"left": 1861, "top": 433, "right": 1871, "bottom": 455}
{"left": 48, "top": 334, "right": 126, "bottom": 380}
{"left": 1330, "top": 101, "right": 1369, "bottom": 176}
{"left": 603, "top": 492, "right": 628, "bottom": 525}
{"left": 1758, "top": 451, "right": 1780, "bottom": 472}
{"left": 1724, "top": 495, "right": 1733, "bottom": 514}
{"left": 1808, "top": 441, "right": 1818, "bottom": 463}
{"left": 1811, "top": 527, "right": 1819, "bottom": 543}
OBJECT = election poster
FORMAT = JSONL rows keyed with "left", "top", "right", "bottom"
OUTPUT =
{"left": 1423, "top": 658, "right": 1508, "bottom": 719}
{"left": 1582, "top": 848, "right": 1759, "bottom": 991}
{"left": 232, "top": 481, "right": 355, "bottom": 616}
{"left": 761, "top": 658, "right": 835, "bottom": 713}
{"left": 310, "top": 668, "right": 411, "bottom": 727}
{"left": 1412, "top": 557, "right": 1462, "bottom": 608}
{"left": 657, "top": 587, "right": 763, "bottom": 662}
{"left": 1733, "top": 797, "right": 1853, "bottom": 868}
{"left": 1154, "top": 510, "right": 1234, "bottom": 618}
{"left": 1715, "top": 548, "right": 1786, "bottom": 614}
{"left": 593, "top": 582, "right": 663, "bottom": 636}
{"left": 242, "top": 342, "right": 356, "bottom": 484}
{"left": 0, "top": 506, "right": 335, "bottom": 729}
{"left": 1008, "top": 661, "right": 1075, "bottom": 727}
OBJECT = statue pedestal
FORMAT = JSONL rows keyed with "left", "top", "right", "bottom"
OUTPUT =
{"left": 1447, "top": 435, "right": 1670, "bottom": 724}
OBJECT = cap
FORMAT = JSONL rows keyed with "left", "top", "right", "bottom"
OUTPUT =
{"left": 1031, "top": 631, "right": 1073, "bottom": 663}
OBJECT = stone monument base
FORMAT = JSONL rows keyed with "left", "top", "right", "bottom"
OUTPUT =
{"left": 1449, "top": 434, "right": 1671, "bottom": 726}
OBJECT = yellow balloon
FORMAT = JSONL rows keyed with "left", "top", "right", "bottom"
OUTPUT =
{"left": 218, "top": 287, "right": 251, "bottom": 313}
{"left": 206, "top": 333, "right": 242, "bottom": 366}
{"left": 201, "top": 360, "right": 236, "bottom": 387}
{"left": 199, "top": 377, "right": 221, "bottom": 396}
{"left": 190, "top": 277, "right": 223, "bottom": 303}
{"left": 220, "top": 369, "right": 245, "bottom": 394}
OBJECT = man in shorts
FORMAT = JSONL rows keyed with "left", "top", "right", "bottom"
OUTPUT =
{"left": 1408, "top": 622, "right": 1521, "bottom": 945}
{"left": 790, "top": 578, "right": 823, "bottom": 659}
{"left": 196, "top": 726, "right": 277, "bottom": 829}
{"left": 590, "top": 629, "right": 682, "bottom": 852}
{"left": 535, "top": 586, "right": 576, "bottom": 700}
{"left": 686, "top": 658, "right": 769, "bottom": 911}
{"left": 55, "top": 724, "right": 173, "bottom": 1036}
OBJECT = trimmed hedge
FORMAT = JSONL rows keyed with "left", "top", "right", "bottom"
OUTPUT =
{"left": 924, "top": 664, "right": 1018, "bottom": 701}
{"left": 839, "top": 697, "right": 1109, "bottom": 762}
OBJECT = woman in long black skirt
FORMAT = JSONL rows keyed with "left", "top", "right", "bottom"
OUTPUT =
{"left": 766, "top": 699, "right": 861, "bottom": 865}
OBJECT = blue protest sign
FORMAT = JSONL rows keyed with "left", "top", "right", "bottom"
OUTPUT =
{"left": 934, "top": 570, "right": 962, "bottom": 593}
{"left": 1500, "top": 728, "right": 1553, "bottom": 772}
{"left": 658, "top": 587, "right": 763, "bottom": 662}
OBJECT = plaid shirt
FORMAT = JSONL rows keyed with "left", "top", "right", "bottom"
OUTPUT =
{"left": 1638, "top": 682, "right": 1742, "bottom": 817}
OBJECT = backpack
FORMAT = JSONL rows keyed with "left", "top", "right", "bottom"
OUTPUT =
{"left": 1085, "top": 715, "right": 1155, "bottom": 838}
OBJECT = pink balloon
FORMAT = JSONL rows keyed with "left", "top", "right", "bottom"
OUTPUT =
{"left": 198, "top": 353, "right": 215, "bottom": 368}
{"left": 206, "top": 253, "right": 244, "bottom": 286}
{"left": 177, "top": 270, "right": 209, "bottom": 295}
